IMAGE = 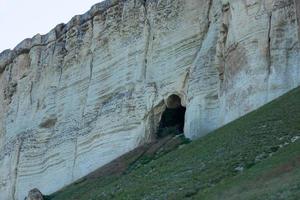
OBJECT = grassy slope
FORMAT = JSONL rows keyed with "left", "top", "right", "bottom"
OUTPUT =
{"left": 49, "top": 87, "right": 300, "bottom": 200}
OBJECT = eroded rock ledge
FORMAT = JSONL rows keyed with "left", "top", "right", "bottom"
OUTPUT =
{"left": 0, "top": 0, "right": 121, "bottom": 72}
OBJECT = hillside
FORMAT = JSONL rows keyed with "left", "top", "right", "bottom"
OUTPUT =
{"left": 47, "top": 87, "right": 300, "bottom": 200}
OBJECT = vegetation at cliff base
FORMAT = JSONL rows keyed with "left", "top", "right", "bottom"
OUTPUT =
{"left": 48, "top": 87, "right": 300, "bottom": 200}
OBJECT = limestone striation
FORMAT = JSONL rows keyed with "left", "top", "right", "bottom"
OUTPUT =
{"left": 0, "top": 0, "right": 299, "bottom": 199}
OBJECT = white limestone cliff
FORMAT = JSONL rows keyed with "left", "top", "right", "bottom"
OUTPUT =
{"left": 0, "top": 0, "right": 299, "bottom": 199}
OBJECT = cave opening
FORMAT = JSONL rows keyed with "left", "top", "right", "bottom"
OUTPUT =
{"left": 157, "top": 94, "right": 186, "bottom": 138}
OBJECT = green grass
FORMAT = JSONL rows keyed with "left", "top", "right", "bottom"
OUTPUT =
{"left": 198, "top": 142, "right": 300, "bottom": 200}
{"left": 48, "top": 87, "right": 300, "bottom": 200}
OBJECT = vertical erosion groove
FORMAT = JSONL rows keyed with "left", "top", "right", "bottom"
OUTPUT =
{"left": 58, "top": 40, "right": 67, "bottom": 86}
{"left": 73, "top": 18, "right": 95, "bottom": 180}
{"left": 207, "top": 0, "right": 213, "bottom": 28}
{"left": 195, "top": 0, "right": 213, "bottom": 60}
{"left": 190, "top": 0, "right": 213, "bottom": 76}
{"left": 12, "top": 138, "right": 24, "bottom": 200}
{"left": 89, "top": 18, "right": 95, "bottom": 84}
{"left": 267, "top": 13, "right": 272, "bottom": 75}
{"left": 59, "top": 66, "right": 63, "bottom": 84}
{"left": 293, "top": 0, "right": 300, "bottom": 41}
{"left": 265, "top": 12, "right": 272, "bottom": 102}
{"left": 29, "top": 81, "right": 33, "bottom": 105}
{"left": 82, "top": 18, "right": 95, "bottom": 119}
{"left": 142, "top": 0, "right": 151, "bottom": 81}
{"left": 89, "top": 55, "right": 94, "bottom": 82}
{"left": 71, "top": 137, "right": 78, "bottom": 181}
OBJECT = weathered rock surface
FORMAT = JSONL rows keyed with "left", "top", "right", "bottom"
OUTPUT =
{"left": 0, "top": 0, "right": 299, "bottom": 199}
{"left": 25, "top": 188, "right": 44, "bottom": 200}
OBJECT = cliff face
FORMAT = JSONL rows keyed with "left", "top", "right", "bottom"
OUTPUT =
{"left": 0, "top": 0, "right": 299, "bottom": 199}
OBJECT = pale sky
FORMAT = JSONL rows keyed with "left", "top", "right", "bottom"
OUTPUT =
{"left": 0, "top": 0, "right": 103, "bottom": 52}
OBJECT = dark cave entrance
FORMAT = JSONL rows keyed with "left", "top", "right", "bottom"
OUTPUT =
{"left": 157, "top": 94, "right": 186, "bottom": 138}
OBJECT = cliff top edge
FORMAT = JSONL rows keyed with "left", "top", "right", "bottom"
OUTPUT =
{"left": 0, "top": 0, "right": 122, "bottom": 72}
